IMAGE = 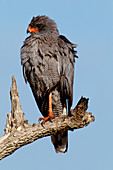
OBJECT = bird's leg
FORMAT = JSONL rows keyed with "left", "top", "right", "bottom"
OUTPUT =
{"left": 48, "top": 93, "right": 55, "bottom": 119}
{"left": 38, "top": 93, "right": 55, "bottom": 124}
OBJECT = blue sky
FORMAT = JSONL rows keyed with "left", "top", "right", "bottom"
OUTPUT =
{"left": 0, "top": 0, "right": 113, "bottom": 169}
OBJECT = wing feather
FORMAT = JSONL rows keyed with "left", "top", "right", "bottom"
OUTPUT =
{"left": 21, "top": 35, "right": 61, "bottom": 114}
{"left": 58, "top": 35, "right": 77, "bottom": 109}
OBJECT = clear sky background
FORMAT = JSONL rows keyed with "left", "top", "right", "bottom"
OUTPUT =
{"left": 0, "top": 0, "right": 113, "bottom": 169}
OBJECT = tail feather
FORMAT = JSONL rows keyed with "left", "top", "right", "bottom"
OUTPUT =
{"left": 51, "top": 130, "right": 68, "bottom": 153}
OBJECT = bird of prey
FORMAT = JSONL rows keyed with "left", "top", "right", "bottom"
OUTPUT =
{"left": 21, "top": 15, "right": 77, "bottom": 153}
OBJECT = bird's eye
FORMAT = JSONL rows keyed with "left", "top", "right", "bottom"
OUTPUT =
{"left": 36, "top": 24, "right": 43, "bottom": 29}
{"left": 36, "top": 24, "right": 41, "bottom": 27}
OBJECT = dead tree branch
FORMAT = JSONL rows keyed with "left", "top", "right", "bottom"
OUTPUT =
{"left": 0, "top": 76, "right": 95, "bottom": 160}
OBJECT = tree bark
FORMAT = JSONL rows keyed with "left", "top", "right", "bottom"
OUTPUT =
{"left": 0, "top": 76, "right": 95, "bottom": 160}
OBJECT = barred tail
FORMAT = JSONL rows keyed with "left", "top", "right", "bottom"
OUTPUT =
{"left": 51, "top": 130, "right": 68, "bottom": 153}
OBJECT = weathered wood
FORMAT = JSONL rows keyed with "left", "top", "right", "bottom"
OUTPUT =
{"left": 0, "top": 76, "right": 95, "bottom": 160}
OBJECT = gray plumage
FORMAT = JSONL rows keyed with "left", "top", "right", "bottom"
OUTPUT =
{"left": 21, "top": 15, "right": 77, "bottom": 153}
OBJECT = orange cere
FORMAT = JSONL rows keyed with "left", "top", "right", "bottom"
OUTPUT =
{"left": 28, "top": 26, "right": 38, "bottom": 33}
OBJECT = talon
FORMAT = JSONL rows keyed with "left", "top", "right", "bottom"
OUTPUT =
{"left": 38, "top": 116, "right": 49, "bottom": 124}
{"left": 38, "top": 117, "right": 44, "bottom": 124}
{"left": 38, "top": 117, "right": 44, "bottom": 121}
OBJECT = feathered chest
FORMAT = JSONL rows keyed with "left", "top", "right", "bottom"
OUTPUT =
{"left": 21, "top": 36, "right": 61, "bottom": 92}
{"left": 22, "top": 37, "right": 56, "bottom": 61}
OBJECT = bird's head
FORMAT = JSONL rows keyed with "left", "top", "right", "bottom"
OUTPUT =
{"left": 27, "top": 15, "right": 59, "bottom": 35}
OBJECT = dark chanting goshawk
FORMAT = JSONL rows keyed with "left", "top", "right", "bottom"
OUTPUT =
{"left": 21, "top": 15, "right": 77, "bottom": 153}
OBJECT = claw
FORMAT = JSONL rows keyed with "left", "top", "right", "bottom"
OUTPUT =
{"left": 38, "top": 116, "right": 49, "bottom": 124}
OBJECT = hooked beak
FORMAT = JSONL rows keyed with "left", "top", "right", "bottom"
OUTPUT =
{"left": 27, "top": 28, "right": 30, "bottom": 34}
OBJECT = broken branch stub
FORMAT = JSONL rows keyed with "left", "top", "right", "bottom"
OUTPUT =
{"left": 4, "top": 76, "right": 29, "bottom": 134}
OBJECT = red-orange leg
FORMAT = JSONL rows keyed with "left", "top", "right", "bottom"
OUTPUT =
{"left": 38, "top": 93, "right": 55, "bottom": 124}
{"left": 48, "top": 93, "right": 55, "bottom": 119}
